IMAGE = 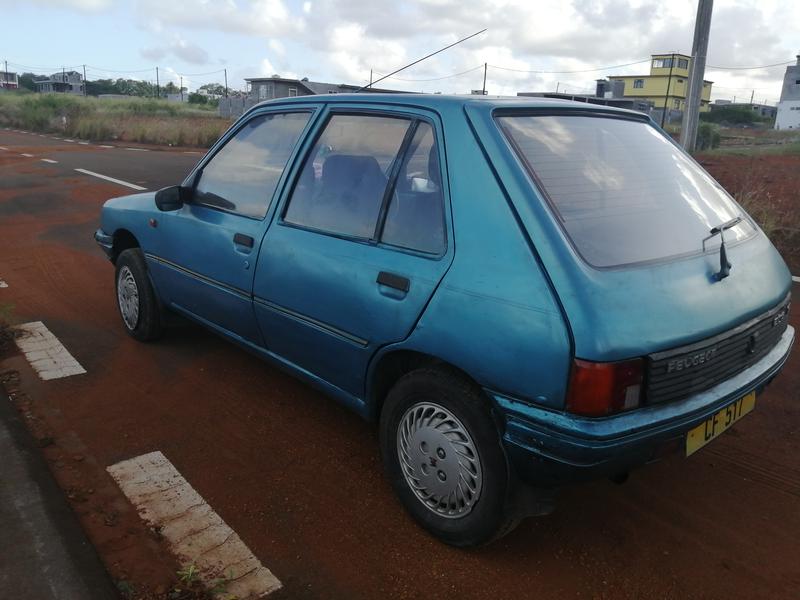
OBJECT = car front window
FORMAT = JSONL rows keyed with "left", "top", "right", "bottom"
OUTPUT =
{"left": 195, "top": 111, "right": 311, "bottom": 219}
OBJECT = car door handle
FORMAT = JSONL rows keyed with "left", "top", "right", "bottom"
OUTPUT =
{"left": 377, "top": 271, "right": 410, "bottom": 293}
{"left": 233, "top": 233, "right": 254, "bottom": 248}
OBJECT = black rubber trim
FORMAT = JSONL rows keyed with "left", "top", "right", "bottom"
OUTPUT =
{"left": 144, "top": 253, "right": 250, "bottom": 301}
{"left": 233, "top": 233, "right": 254, "bottom": 248}
{"left": 377, "top": 271, "right": 410, "bottom": 292}
{"left": 253, "top": 296, "right": 369, "bottom": 347}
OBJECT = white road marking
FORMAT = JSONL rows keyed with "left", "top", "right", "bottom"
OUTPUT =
{"left": 99, "top": 145, "right": 115, "bottom": 149}
{"left": 184, "top": 151, "right": 203, "bottom": 155}
{"left": 14, "top": 322, "right": 86, "bottom": 381}
{"left": 64, "top": 139, "right": 75, "bottom": 142}
{"left": 41, "top": 158, "right": 58, "bottom": 164}
{"left": 0, "top": 279, "right": 7, "bottom": 288}
{"left": 0, "top": 146, "right": 7, "bottom": 151}
{"left": 20, "top": 153, "right": 34, "bottom": 157}
{"left": 108, "top": 452, "right": 282, "bottom": 598}
{"left": 125, "top": 147, "right": 149, "bottom": 152}
{"left": 51, "top": 137, "right": 61, "bottom": 140}
{"left": 78, "top": 141, "right": 89, "bottom": 145}
{"left": 74, "top": 168, "right": 147, "bottom": 191}
{"left": 792, "top": 276, "right": 800, "bottom": 284}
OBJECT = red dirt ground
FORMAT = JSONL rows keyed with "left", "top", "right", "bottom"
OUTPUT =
{"left": 698, "top": 153, "right": 800, "bottom": 274}
{"left": 1, "top": 147, "right": 799, "bottom": 600}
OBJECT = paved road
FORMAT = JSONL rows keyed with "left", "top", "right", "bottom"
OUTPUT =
{"left": 0, "top": 128, "right": 200, "bottom": 189}
{"left": 1, "top": 129, "right": 799, "bottom": 600}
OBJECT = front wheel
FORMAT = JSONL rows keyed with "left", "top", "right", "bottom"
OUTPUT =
{"left": 115, "top": 248, "right": 162, "bottom": 342}
{"left": 379, "top": 367, "right": 517, "bottom": 546}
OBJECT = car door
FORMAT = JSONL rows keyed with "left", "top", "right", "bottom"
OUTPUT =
{"left": 253, "top": 106, "right": 454, "bottom": 396}
{"left": 148, "top": 107, "right": 317, "bottom": 345}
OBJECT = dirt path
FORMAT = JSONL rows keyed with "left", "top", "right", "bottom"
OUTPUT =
{"left": 1, "top": 142, "right": 799, "bottom": 599}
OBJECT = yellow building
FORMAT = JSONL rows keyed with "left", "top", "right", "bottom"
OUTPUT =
{"left": 612, "top": 53, "right": 713, "bottom": 112}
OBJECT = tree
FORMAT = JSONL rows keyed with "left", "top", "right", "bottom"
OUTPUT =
{"left": 198, "top": 83, "right": 225, "bottom": 97}
{"left": 188, "top": 92, "right": 208, "bottom": 105}
{"left": 18, "top": 72, "right": 45, "bottom": 92}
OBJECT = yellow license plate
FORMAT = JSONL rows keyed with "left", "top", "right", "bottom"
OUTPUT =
{"left": 686, "top": 392, "right": 756, "bottom": 457}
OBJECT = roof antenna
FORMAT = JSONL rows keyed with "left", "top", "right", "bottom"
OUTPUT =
{"left": 356, "top": 28, "right": 487, "bottom": 93}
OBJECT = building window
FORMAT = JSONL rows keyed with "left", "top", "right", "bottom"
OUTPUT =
{"left": 288, "top": 87, "right": 298, "bottom": 97}
{"left": 796, "top": 80, "right": 800, "bottom": 85}
{"left": 653, "top": 59, "right": 667, "bottom": 68}
{"left": 678, "top": 58, "right": 689, "bottom": 69}
{"left": 673, "top": 99, "right": 681, "bottom": 109}
{"left": 633, "top": 79, "right": 644, "bottom": 89}
{"left": 677, "top": 79, "right": 684, "bottom": 83}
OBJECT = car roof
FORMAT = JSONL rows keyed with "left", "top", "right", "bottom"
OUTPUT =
{"left": 247, "top": 93, "right": 645, "bottom": 119}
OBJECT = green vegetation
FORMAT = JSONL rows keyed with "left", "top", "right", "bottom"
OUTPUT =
{"left": 699, "top": 142, "right": 800, "bottom": 157}
{"left": 700, "top": 105, "right": 772, "bottom": 126}
{"left": 696, "top": 122, "right": 721, "bottom": 150}
{"left": 0, "top": 92, "right": 231, "bottom": 147}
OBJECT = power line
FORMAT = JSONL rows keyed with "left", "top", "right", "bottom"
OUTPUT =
{"left": 489, "top": 58, "right": 651, "bottom": 74}
{"left": 8, "top": 61, "right": 82, "bottom": 72}
{"left": 707, "top": 59, "right": 795, "bottom": 70}
{"left": 86, "top": 65, "right": 155, "bottom": 74}
{"left": 373, "top": 65, "right": 484, "bottom": 82}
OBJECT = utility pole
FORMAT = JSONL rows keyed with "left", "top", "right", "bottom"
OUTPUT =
{"left": 749, "top": 89, "right": 755, "bottom": 104}
{"left": 180, "top": 76, "right": 184, "bottom": 101}
{"left": 556, "top": 81, "right": 560, "bottom": 93}
{"left": 660, "top": 52, "right": 676, "bottom": 128}
{"left": 482, "top": 62, "right": 487, "bottom": 95}
{"left": 680, "top": 0, "right": 713, "bottom": 152}
{"left": 224, "top": 68, "right": 228, "bottom": 97}
{"left": 369, "top": 69, "right": 373, "bottom": 88}
{"left": 82, "top": 65, "right": 87, "bottom": 96}
{"left": 156, "top": 67, "right": 160, "bottom": 98}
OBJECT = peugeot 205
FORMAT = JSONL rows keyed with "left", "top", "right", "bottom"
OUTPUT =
{"left": 95, "top": 95, "right": 794, "bottom": 546}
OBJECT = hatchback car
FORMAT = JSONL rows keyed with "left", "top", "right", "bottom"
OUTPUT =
{"left": 96, "top": 95, "right": 794, "bottom": 546}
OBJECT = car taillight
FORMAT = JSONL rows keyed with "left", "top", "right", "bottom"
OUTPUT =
{"left": 566, "top": 358, "right": 644, "bottom": 417}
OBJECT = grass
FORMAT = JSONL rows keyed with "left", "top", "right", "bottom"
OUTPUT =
{"left": 0, "top": 92, "right": 232, "bottom": 148}
{"left": 700, "top": 142, "right": 800, "bottom": 157}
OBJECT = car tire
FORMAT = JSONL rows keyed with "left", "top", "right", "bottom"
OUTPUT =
{"left": 115, "top": 248, "right": 163, "bottom": 342}
{"left": 380, "top": 366, "right": 517, "bottom": 546}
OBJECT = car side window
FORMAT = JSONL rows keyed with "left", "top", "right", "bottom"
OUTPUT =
{"left": 284, "top": 113, "right": 411, "bottom": 238}
{"left": 380, "top": 122, "right": 445, "bottom": 254}
{"left": 194, "top": 111, "right": 311, "bottom": 219}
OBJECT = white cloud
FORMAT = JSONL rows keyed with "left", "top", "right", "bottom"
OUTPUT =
{"left": 140, "top": 36, "right": 209, "bottom": 65}
{"left": 0, "top": 0, "right": 112, "bottom": 10}
{"left": 268, "top": 39, "right": 286, "bottom": 57}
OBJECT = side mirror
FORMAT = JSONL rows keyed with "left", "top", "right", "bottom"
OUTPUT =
{"left": 154, "top": 186, "right": 187, "bottom": 211}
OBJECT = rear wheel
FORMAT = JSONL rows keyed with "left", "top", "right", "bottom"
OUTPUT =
{"left": 115, "top": 248, "right": 162, "bottom": 342}
{"left": 380, "top": 367, "right": 517, "bottom": 546}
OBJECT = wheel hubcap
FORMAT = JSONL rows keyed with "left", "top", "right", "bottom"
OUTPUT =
{"left": 117, "top": 266, "right": 140, "bottom": 330}
{"left": 397, "top": 402, "right": 483, "bottom": 519}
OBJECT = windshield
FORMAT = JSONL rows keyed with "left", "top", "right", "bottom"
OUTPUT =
{"left": 497, "top": 114, "right": 754, "bottom": 268}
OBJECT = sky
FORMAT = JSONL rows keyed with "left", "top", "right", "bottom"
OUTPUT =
{"left": 1, "top": 0, "right": 798, "bottom": 104}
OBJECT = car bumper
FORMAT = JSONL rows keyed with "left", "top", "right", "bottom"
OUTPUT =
{"left": 94, "top": 229, "right": 113, "bottom": 259}
{"left": 490, "top": 325, "right": 795, "bottom": 487}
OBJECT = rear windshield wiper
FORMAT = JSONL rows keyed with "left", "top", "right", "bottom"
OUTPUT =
{"left": 703, "top": 216, "right": 743, "bottom": 281}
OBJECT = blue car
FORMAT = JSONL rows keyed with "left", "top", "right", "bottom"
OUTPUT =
{"left": 96, "top": 95, "right": 794, "bottom": 546}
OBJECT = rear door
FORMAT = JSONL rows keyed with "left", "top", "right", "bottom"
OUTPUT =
{"left": 149, "top": 108, "right": 317, "bottom": 345}
{"left": 253, "top": 106, "right": 454, "bottom": 396}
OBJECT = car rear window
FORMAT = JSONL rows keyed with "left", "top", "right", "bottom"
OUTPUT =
{"left": 497, "top": 114, "right": 754, "bottom": 267}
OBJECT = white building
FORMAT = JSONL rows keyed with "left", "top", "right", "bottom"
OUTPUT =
{"left": 775, "top": 55, "right": 800, "bottom": 130}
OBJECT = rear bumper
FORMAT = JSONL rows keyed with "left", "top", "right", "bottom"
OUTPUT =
{"left": 491, "top": 325, "right": 795, "bottom": 487}
{"left": 94, "top": 229, "right": 113, "bottom": 259}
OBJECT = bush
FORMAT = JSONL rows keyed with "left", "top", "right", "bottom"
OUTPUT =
{"left": 700, "top": 106, "right": 768, "bottom": 126}
{"left": 0, "top": 91, "right": 231, "bottom": 147}
{"left": 696, "top": 122, "right": 721, "bottom": 151}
